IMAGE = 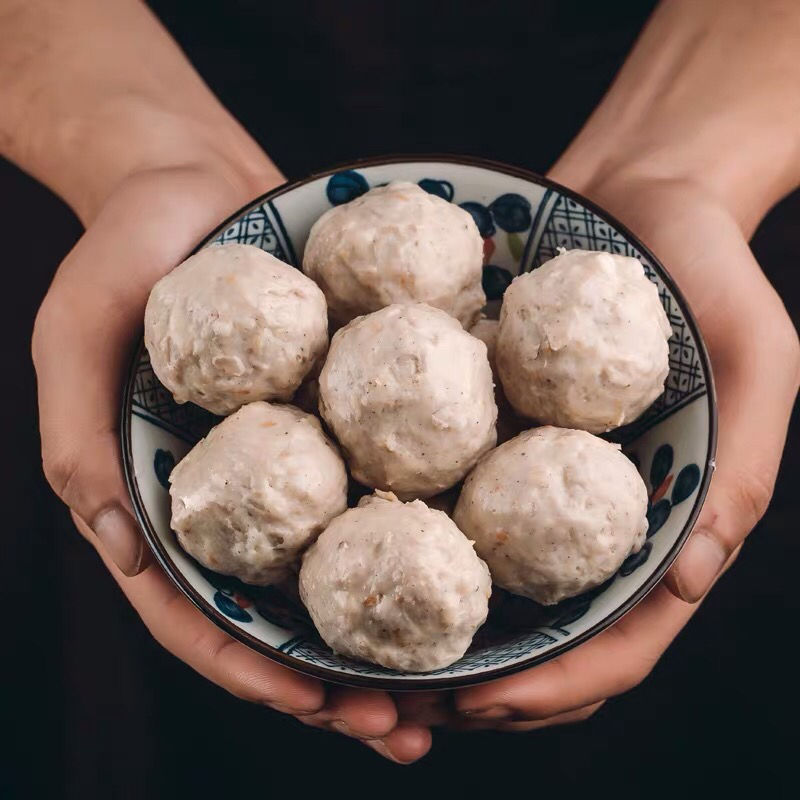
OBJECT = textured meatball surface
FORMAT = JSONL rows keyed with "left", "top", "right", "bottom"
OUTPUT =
{"left": 299, "top": 491, "right": 491, "bottom": 672}
{"left": 319, "top": 303, "right": 497, "bottom": 499}
{"left": 170, "top": 402, "right": 347, "bottom": 585}
{"left": 303, "top": 182, "right": 485, "bottom": 327}
{"left": 497, "top": 249, "right": 671, "bottom": 432}
{"left": 146, "top": 243, "right": 328, "bottom": 415}
{"left": 454, "top": 426, "right": 648, "bottom": 605}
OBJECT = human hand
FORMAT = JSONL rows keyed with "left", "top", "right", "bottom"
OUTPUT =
{"left": 446, "top": 171, "right": 799, "bottom": 729}
{"left": 439, "top": 0, "right": 800, "bottom": 733}
{"left": 31, "top": 160, "right": 432, "bottom": 763}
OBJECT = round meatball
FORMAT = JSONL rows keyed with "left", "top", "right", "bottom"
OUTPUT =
{"left": 299, "top": 491, "right": 491, "bottom": 672}
{"left": 169, "top": 402, "right": 347, "bottom": 585}
{"left": 319, "top": 303, "right": 497, "bottom": 499}
{"left": 454, "top": 426, "right": 648, "bottom": 605}
{"left": 497, "top": 249, "right": 672, "bottom": 432}
{"left": 145, "top": 243, "right": 328, "bottom": 415}
{"left": 303, "top": 181, "right": 485, "bottom": 327}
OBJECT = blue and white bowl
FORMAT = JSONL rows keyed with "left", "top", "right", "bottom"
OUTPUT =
{"left": 122, "top": 156, "right": 717, "bottom": 690}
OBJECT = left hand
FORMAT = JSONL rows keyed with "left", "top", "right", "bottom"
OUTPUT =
{"left": 400, "top": 172, "right": 799, "bottom": 731}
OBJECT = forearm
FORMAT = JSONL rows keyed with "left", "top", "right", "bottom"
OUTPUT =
{"left": 0, "top": 0, "right": 278, "bottom": 224}
{"left": 551, "top": 0, "right": 800, "bottom": 236}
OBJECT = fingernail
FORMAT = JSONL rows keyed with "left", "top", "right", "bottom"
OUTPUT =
{"left": 460, "top": 705, "right": 511, "bottom": 720}
{"left": 674, "top": 528, "right": 728, "bottom": 602}
{"left": 91, "top": 504, "right": 148, "bottom": 577}
{"left": 365, "top": 738, "right": 413, "bottom": 765}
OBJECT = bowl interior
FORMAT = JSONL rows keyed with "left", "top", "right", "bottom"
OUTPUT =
{"left": 123, "top": 157, "right": 716, "bottom": 689}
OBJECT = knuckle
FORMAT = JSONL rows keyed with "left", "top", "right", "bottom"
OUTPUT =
{"left": 31, "top": 291, "right": 65, "bottom": 368}
{"left": 726, "top": 469, "right": 775, "bottom": 533}
{"left": 42, "top": 449, "right": 82, "bottom": 508}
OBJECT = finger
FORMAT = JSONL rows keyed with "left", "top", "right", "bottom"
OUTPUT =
{"left": 665, "top": 300, "right": 799, "bottom": 602}
{"left": 364, "top": 724, "right": 433, "bottom": 764}
{"left": 32, "top": 168, "right": 258, "bottom": 575}
{"left": 81, "top": 514, "right": 325, "bottom": 715}
{"left": 453, "top": 701, "right": 604, "bottom": 732}
{"left": 393, "top": 691, "right": 452, "bottom": 726}
{"left": 455, "top": 580, "right": 701, "bottom": 720}
{"left": 301, "top": 686, "right": 398, "bottom": 740}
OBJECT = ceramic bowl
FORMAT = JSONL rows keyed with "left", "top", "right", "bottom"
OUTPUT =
{"left": 122, "top": 155, "right": 717, "bottom": 690}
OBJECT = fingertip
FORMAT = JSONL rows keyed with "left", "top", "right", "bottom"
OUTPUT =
{"left": 340, "top": 689, "right": 398, "bottom": 738}
{"left": 366, "top": 724, "right": 432, "bottom": 764}
{"left": 305, "top": 687, "right": 398, "bottom": 739}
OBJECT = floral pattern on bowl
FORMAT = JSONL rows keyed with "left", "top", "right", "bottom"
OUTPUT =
{"left": 122, "top": 156, "right": 716, "bottom": 689}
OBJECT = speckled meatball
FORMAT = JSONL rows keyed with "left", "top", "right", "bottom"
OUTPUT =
{"left": 454, "top": 426, "right": 648, "bottom": 605}
{"left": 497, "top": 249, "right": 672, "bottom": 433}
{"left": 299, "top": 491, "right": 491, "bottom": 672}
{"left": 319, "top": 303, "right": 497, "bottom": 499}
{"left": 170, "top": 402, "right": 347, "bottom": 585}
{"left": 303, "top": 181, "right": 485, "bottom": 327}
{"left": 145, "top": 243, "right": 328, "bottom": 415}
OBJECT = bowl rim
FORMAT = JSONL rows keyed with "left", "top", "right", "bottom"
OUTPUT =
{"left": 121, "top": 153, "right": 718, "bottom": 690}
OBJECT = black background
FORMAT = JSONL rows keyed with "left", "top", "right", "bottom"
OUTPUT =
{"left": 2, "top": 1, "right": 798, "bottom": 797}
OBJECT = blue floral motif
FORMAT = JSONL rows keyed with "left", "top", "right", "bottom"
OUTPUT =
{"left": 459, "top": 201, "right": 496, "bottom": 237}
{"left": 650, "top": 444, "right": 674, "bottom": 490}
{"left": 482, "top": 264, "right": 514, "bottom": 300}
{"left": 672, "top": 464, "right": 701, "bottom": 505}
{"left": 326, "top": 170, "right": 369, "bottom": 205}
{"left": 621, "top": 446, "right": 702, "bottom": 575}
{"left": 489, "top": 193, "right": 532, "bottom": 233}
{"left": 418, "top": 178, "right": 454, "bottom": 201}
{"left": 646, "top": 499, "right": 671, "bottom": 538}
{"left": 620, "top": 541, "right": 653, "bottom": 576}
{"left": 213, "top": 591, "right": 253, "bottom": 623}
{"left": 153, "top": 448, "right": 175, "bottom": 490}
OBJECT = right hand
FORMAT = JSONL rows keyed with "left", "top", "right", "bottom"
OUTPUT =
{"left": 32, "top": 160, "right": 432, "bottom": 764}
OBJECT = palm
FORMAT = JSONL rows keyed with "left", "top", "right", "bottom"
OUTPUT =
{"left": 447, "top": 176, "right": 799, "bottom": 728}
{"left": 34, "top": 166, "right": 430, "bottom": 763}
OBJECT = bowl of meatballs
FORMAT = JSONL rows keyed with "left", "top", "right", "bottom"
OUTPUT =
{"left": 122, "top": 155, "right": 717, "bottom": 689}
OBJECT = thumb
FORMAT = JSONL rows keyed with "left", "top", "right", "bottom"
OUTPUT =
{"left": 665, "top": 306, "right": 799, "bottom": 602}
{"left": 32, "top": 168, "right": 252, "bottom": 575}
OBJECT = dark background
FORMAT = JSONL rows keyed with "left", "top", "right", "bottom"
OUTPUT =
{"left": 2, "top": 1, "right": 798, "bottom": 797}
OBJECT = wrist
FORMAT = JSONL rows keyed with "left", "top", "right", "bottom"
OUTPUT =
{"left": 550, "top": 122, "right": 800, "bottom": 239}
{"left": 549, "top": 0, "right": 800, "bottom": 238}
{"left": 25, "top": 94, "right": 280, "bottom": 224}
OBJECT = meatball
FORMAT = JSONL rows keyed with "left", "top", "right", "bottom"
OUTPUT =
{"left": 319, "top": 303, "right": 497, "bottom": 499}
{"left": 169, "top": 402, "right": 347, "bottom": 585}
{"left": 145, "top": 243, "right": 328, "bottom": 415}
{"left": 454, "top": 426, "right": 648, "bottom": 605}
{"left": 303, "top": 181, "right": 485, "bottom": 327}
{"left": 299, "top": 491, "right": 491, "bottom": 672}
{"left": 496, "top": 248, "right": 672, "bottom": 432}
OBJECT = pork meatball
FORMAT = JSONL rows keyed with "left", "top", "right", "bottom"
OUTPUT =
{"left": 170, "top": 402, "right": 347, "bottom": 585}
{"left": 299, "top": 491, "right": 491, "bottom": 671}
{"left": 145, "top": 243, "right": 328, "bottom": 415}
{"left": 319, "top": 303, "right": 497, "bottom": 499}
{"left": 303, "top": 181, "right": 485, "bottom": 327}
{"left": 497, "top": 248, "right": 672, "bottom": 432}
{"left": 454, "top": 426, "right": 648, "bottom": 605}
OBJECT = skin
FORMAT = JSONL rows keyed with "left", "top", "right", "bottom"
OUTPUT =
{"left": 2, "top": 0, "right": 797, "bottom": 762}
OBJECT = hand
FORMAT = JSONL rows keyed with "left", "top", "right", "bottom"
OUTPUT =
{"left": 32, "top": 160, "right": 432, "bottom": 763}
{"left": 450, "top": 173, "right": 799, "bottom": 728}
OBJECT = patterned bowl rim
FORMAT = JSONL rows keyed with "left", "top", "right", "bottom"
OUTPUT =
{"left": 121, "top": 154, "right": 718, "bottom": 690}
